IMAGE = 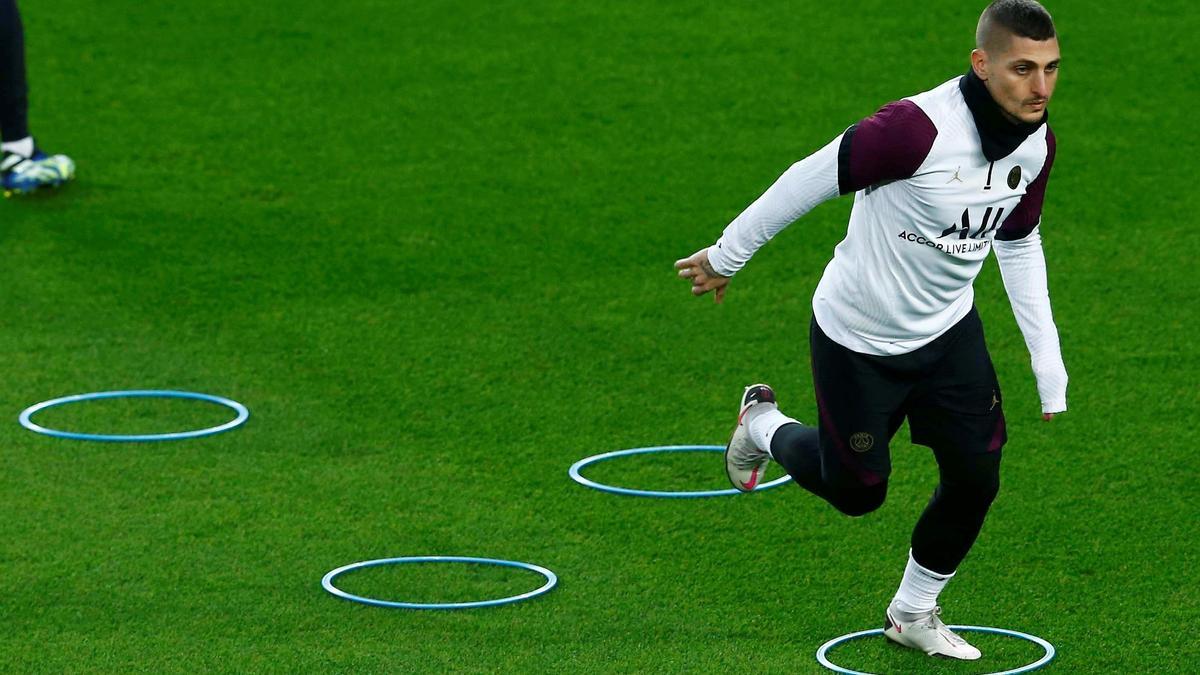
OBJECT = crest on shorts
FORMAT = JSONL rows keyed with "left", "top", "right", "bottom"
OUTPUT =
{"left": 849, "top": 432, "right": 874, "bottom": 453}
{"left": 1007, "top": 166, "right": 1021, "bottom": 189}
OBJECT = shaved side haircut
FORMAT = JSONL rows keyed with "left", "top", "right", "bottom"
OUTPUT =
{"left": 976, "top": 0, "right": 1056, "bottom": 53}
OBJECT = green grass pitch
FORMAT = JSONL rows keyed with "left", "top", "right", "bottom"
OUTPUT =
{"left": 2, "top": 0, "right": 1197, "bottom": 672}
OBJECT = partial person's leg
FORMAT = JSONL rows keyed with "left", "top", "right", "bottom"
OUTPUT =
{"left": 887, "top": 451, "right": 1001, "bottom": 618}
{"left": 0, "top": 2, "right": 74, "bottom": 198}
{"left": 755, "top": 317, "right": 909, "bottom": 516}
{"left": 0, "top": 0, "right": 31, "bottom": 145}
{"left": 893, "top": 308, "right": 1005, "bottom": 612}
{"left": 881, "top": 309, "right": 1000, "bottom": 661}
{"left": 911, "top": 449, "right": 1002, "bottom": 574}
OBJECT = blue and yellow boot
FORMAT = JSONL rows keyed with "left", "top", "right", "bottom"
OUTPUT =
{"left": 2, "top": 147, "right": 75, "bottom": 197}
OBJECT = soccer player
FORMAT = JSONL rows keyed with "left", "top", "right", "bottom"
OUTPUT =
{"left": 1, "top": 0, "right": 75, "bottom": 197}
{"left": 675, "top": 0, "right": 1066, "bottom": 661}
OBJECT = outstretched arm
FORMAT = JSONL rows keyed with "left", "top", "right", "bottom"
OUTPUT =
{"left": 704, "top": 136, "right": 842, "bottom": 278}
{"left": 674, "top": 138, "right": 839, "bottom": 302}
{"left": 676, "top": 100, "right": 937, "bottom": 302}
{"left": 994, "top": 226, "right": 1068, "bottom": 420}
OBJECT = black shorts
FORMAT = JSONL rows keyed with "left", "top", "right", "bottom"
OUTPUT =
{"left": 810, "top": 307, "right": 1006, "bottom": 490}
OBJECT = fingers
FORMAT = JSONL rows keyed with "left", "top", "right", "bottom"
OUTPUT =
{"left": 690, "top": 276, "right": 727, "bottom": 296}
{"left": 676, "top": 249, "right": 727, "bottom": 302}
{"left": 1042, "top": 413, "right": 1055, "bottom": 421}
{"left": 674, "top": 248, "right": 704, "bottom": 270}
{"left": 676, "top": 252, "right": 703, "bottom": 282}
{"left": 678, "top": 262, "right": 710, "bottom": 283}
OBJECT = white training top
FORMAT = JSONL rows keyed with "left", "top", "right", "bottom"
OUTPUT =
{"left": 705, "top": 73, "right": 1067, "bottom": 413}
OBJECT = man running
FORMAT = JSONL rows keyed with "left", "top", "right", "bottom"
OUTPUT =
{"left": 675, "top": 0, "right": 1067, "bottom": 660}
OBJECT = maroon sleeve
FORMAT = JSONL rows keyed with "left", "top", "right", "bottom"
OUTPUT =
{"left": 837, "top": 100, "right": 938, "bottom": 195}
{"left": 997, "top": 126, "right": 1056, "bottom": 241}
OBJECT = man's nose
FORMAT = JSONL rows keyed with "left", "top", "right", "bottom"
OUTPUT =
{"left": 1031, "top": 72, "right": 1048, "bottom": 99}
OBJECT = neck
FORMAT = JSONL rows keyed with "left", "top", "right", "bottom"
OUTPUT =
{"left": 958, "top": 69, "right": 1045, "bottom": 162}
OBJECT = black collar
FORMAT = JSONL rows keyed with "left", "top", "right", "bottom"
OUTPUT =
{"left": 958, "top": 69, "right": 1046, "bottom": 162}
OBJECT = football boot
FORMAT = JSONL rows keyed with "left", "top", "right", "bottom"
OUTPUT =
{"left": 724, "top": 383, "right": 776, "bottom": 492}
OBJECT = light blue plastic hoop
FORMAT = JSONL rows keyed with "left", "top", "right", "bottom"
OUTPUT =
{"left": 569, "top": 445, "right": 792, "bottom": 498}
{"left": 816, "top": 625, "right": 1056, "bottom": 675}
{"left": 19, "top": 390, "right": 249, "bottom": 442}
{"left": 321, "top": 556, "right": 558, "bottom": 609}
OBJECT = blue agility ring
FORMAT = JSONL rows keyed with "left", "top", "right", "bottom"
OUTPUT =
{"left": 321, "top": 556, "right": 558, "bottom": 610}
{"left": 569, "top": 445, "right": 792, "bottom": 498}
{"left": 816, "top": 625, "right": 1056, "bottom": 675}
{"left": 19, "top": 390, "right": 249, "bottom": 442}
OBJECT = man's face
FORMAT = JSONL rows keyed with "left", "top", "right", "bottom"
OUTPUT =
{"left": 975, "top": 35, "right": 1061, "bottom": 124}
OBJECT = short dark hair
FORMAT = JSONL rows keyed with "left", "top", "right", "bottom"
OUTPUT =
{"left": 976, "top": 0, "right": 1056, "bottom": 52}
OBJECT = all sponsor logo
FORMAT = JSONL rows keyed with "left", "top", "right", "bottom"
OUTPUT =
{"left": 896, "top": 206, "right": 1009, "bottom": 255}
{"left": 896, "top": 229, "right": 991, "bottom": 254}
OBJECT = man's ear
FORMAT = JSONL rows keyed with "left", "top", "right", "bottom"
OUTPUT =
{"left": 970, "top": 48, "right": 990, "bottom": 81}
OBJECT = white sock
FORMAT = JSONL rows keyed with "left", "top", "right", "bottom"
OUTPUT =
{"left": 1, "top": 136, "right": 35, "bottom": 158}
{"left": 891, "top": 549, "right": 954, "bottom": 617}
{"left": 745, "top": 406, "right": 797, "bottom": 458}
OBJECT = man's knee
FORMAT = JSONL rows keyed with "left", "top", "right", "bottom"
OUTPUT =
{"left": 976, "top": 471, "right": 1001, "bottom": 503}
{"left": 830, "top": 482, "right": 888, "bottom": 517}
{"left": 942, "top": 462, "right": 1001, "bottom": 508}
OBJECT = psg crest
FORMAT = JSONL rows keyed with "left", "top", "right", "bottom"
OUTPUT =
{"left": 850, "top": 432, "right": 875, "bottom": 452}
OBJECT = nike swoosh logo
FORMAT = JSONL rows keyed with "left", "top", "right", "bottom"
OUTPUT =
{"left": 739, "top": 467, "right": 760, "bottom": 490}
{"left": 737, "top": 404, "right": 752, "bottom": 425}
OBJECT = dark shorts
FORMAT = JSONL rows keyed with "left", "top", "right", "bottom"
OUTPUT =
{"left": 810, "top": 307, "right": 1006, "bottom": 489}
